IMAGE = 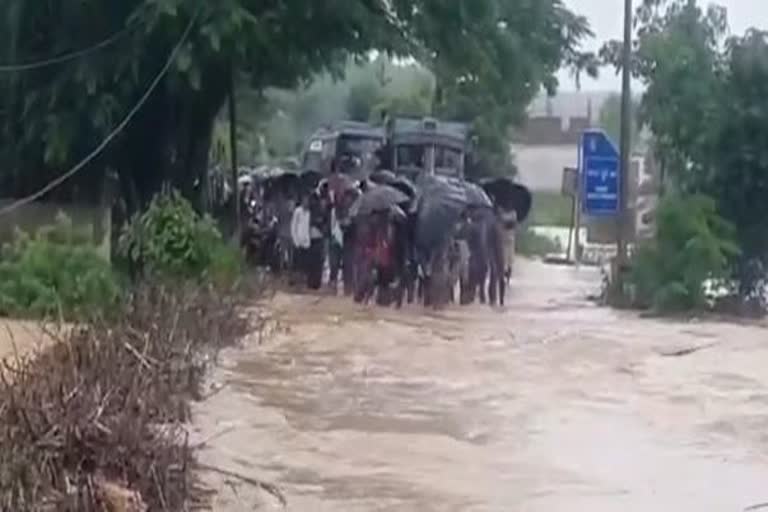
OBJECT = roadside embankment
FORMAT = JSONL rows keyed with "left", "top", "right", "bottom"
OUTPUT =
{"left": 0, "top": 284, "right": 256, "bottom": 511}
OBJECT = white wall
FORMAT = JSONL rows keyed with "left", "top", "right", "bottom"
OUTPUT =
{"left": 512, "top": 144, "right": 578, "bottom": 193}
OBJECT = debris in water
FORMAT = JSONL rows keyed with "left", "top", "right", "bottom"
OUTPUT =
{"left": 196, "top": 463, "right": 287, "bottom": 509}
{"left": 657, "top": 342, "right": 719, "bottom": 358}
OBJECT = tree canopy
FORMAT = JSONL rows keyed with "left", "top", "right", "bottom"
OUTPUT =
{"left": 602, "top": 0, "right": 768, "bottom": 296}
{"left": 1, "top": 0, "right": 596, "bottom": 209}
{"left": 597, "top": 93, "right": 643, "bottom": 152}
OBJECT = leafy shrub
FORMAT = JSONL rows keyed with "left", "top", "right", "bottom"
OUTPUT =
{"left": 206, "top": 240, "right": 243, "bottom": 289}
{"left": 118, "top": 190, "right": 241, "bottom": 286}
{"left": 0, "top": 215, "right": 120, "bottom": 319}
{"left": 629, "top": 194, "right": 740, "bottom": 313}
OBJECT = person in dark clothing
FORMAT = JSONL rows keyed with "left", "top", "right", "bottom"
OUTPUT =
{"left": 306, "top": 189, "right": 328, "bottom": 290}
{"left": 327, "top": 161, "right": 361, "bottom": 294}
{"left": 327, "top": 161, "right": 345, "bottom": 293}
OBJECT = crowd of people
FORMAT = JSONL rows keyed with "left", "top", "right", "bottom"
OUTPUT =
{"left": 240, "top": 158, "right": 527, "bottom": 309}
{"left": 241, "top": 160, "right": 363, "bottom": 294}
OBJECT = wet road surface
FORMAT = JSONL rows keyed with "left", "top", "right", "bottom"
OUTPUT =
{"left": 194, "top": 260, "right": 768, "bottom": 511}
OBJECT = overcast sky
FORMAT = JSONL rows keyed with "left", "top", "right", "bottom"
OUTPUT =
{"left": 558, "top": 0, "right": 768, "bottom": 91}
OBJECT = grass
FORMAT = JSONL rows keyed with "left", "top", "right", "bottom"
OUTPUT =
{"left": 529, "top": 192, "right": 573, "bottom": 227}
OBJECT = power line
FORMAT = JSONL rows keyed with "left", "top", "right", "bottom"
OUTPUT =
{"left": 0, "top": 11, "right": 200, "bottom": 216}
{"left": 0, "top": 28, "right": 129, "bottom": 72}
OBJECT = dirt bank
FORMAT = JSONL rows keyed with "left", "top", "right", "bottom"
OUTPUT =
{"left": 194, "top": 260, "right": 768, "bottom": 511}
{"left": 0, "top": 319, "right": 63, "bottom": 362}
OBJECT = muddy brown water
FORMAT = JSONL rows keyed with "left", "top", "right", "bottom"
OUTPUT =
{"left": 193, "top": 260, "right": 768, "bottom": 511}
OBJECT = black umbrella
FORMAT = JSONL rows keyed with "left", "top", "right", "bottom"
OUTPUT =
{"left": 390, "top": 176, "right": 418, "bottom": 199}
{"left": 370, "top": 169, "right": 398, "bottom": 186}
{"left": 415, "top": 175, "right": 466, "bottom": 204}
{"left": 350, "top": 184, "right": 410, "bottom": 217}
{"left": 414, "top": 176, "right": 470, "bottom": 254}
{"left": 298, "top": 170, "right": 323, "bottom": 195}
{"left": 480, "top": 178, "right": 533, "bottom": 222}
{"left": 461, "top": 181, "right": 493, "bottom": 209}
{"left": 264, "top": 172, "right": 300, "bottom": 200}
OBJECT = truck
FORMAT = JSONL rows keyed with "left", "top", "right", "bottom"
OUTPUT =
{"left": 382, "top": 117, "right": 471, "bottom": 180}
{"left": 300, "top": 121, "right": 385, "bottom": 180}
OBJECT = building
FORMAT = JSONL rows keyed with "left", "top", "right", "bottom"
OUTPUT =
{"left": 511, "top": 115, "right": 591, "bottom": 193}
{"left": 512, "top": 92, "right": 660, "bottom": 249}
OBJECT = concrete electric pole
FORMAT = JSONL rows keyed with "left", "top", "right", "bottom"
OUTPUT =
{"left": 618, "top": 0, "right": 633, "bottom": 270}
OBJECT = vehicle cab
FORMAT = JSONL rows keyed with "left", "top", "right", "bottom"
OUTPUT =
{"left": 301, "top": 121, "right": 385, "bottom": 181}
{"left": 386, "top": 117, "right": 470, "bottom": 180}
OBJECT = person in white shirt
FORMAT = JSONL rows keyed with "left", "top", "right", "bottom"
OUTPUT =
{"left": 291, "top": 196, "right": 311, "bottom": 250}
{"left": 291, "top": 195, "right": 311, "bottom": 284}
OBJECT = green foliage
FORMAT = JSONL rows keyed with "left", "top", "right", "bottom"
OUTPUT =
{"left": 709, "top": 31, "right": 768, "bottom": 294}
{"left": 119, "top": 190, "right": 240, "bottom": 286}
{"left": 529, "top": 192, "right": 573, "bottom": 227}
{"left": 206, "top": 241, "right": 243, "bottom": 290}
{"left": 629, "top": 195, "right": 739, "bottom": 312}
{"left": 516, "top": 226, "right": 563, "bottom": 257}
{"left": 225, "top": 58, "right": 437, "bottom": 162}
{"left": 347, "top": 79, "right": 385, "bottom": 123}
{"left": 602, "top": 0, "right": 768, "bottom": 298}
{"left": 601, "top": 0, "right": 726, "bottom": 189}
{"left": 0, "top": 215, "right": 120, "bottom": 319}
{"left": 0, "top": 0, "right": 595, "bottom": 206}
{"left": 427, "top": 1, "right": 597, "bottom": 179}
{"left": 598, "top": 94, "right": 642, "bottom": 151}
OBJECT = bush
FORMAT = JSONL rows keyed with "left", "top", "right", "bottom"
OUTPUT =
{"left": 0, "top": 214, "right": 120, "bottom": 320}
{"left": 629, "top": 195, "right": 740, "bottom": 313}
{"left": 118, "top": 191, "right": 241, "bottom": 286}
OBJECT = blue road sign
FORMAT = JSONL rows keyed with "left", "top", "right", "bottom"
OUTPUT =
{"left": 580, "top": 129, "right": 620, "bottom": 216}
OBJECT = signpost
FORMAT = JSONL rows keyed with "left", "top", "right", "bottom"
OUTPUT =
{"left": 561, "top": 166, "right": 578, "bottom": 197}
{"left": 581, "top": 129, "right": 620, "bottom": 216}
{"left": 562, "top": 166, "right": 579, "bottom": 262}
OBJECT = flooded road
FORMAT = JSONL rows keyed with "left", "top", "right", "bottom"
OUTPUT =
{"left": 194, "top": 260, "right": 768, "bottom": 511}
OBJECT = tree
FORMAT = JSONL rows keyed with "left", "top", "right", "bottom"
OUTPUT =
{"left": 600, "top": 0, "right": 726, "bottom": 189}
{"left": 601, "top": 0, "right": 768, "bottom": 298}
{"left": 2, "top": 0, "right": 408, "bottom": 210}
{"left": 346, "top": 79, "right": 384, "bottom": 122}
{"left": 0, "top": 0, "right": 596, "bottom": 211}
{"left": 368, "top": 64, "right": 435, "bottom": 122}
{"left": 708, "top": 30, "right": 768, "bottom": 295}
{"left": 424, "top": 1, "right": 597, "bottom": 178}
{"left": 598, "top": 93, "right": 642, "bottom": 150}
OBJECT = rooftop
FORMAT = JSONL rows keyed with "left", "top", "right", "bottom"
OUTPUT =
{"left": 512, "top": 116, "right": 594, "bottom": 146}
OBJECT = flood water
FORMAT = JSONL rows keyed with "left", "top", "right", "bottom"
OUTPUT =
{"left": 193, "top": 260, "right": 768, "bottom": 511}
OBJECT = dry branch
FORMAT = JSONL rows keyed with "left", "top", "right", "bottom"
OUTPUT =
{"left": 0, "top": 282, "right": 254, "bottom": 511}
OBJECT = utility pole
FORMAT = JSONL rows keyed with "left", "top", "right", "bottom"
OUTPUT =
{"left": 618, "top": 0, "right": 633, "bottom": 270}
{"left": 228, "top": 63, "right": 240, "bottom": 238}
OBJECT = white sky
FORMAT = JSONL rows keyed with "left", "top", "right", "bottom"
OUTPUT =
{"left": 558, "top": 0, "right": 768, "bottom": 91}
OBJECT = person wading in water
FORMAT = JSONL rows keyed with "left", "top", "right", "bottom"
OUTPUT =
{"left": 306, "top": 186, "right": 329, "bottom": 290}
{"left": 290, "top": 194, "right": 311, "bottom": 287}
